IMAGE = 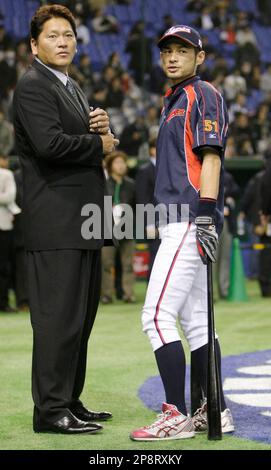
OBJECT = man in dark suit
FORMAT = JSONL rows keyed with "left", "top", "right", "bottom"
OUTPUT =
{"left": 13, "top": 4, "right": 118, "bottom": 434}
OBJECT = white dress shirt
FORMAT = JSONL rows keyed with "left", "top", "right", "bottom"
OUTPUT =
{"left": 34, "top": 57, "right": 68, "bottom": 85}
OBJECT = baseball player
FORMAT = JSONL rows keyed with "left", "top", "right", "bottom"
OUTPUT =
{"left": 130, "top": 25, "right": 234, "bottom": 441}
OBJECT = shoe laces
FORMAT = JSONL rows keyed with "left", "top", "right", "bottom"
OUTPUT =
{"left": 143, "top": 410, "right": 172, "bottom": 430}
{"left": 193, "top": 403, "right": 207, "bottom": 425}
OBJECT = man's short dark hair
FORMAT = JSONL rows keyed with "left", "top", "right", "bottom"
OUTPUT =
{"left": 30, "top": 4, "right": 77, "bottom": 40}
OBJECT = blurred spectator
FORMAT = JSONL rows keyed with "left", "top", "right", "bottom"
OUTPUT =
{"left": 158, "top": 14, "right": 174, "bottom": 38}
{"left": 135, "top": 134, "right": 160, "bottom": 278}
{"left": 261, "top": 151, "right": 271, "bottom": 218}
{"left": 119, "top": 113, "right": 148, "bottom": 156}
{"left": 0, "top": 49, "right": 17, "bottom": 99}
{"left": 195, "top": 6, "right": 214, "bottom": 30}
{"left": 78, "top": 53, "right": 95, "bottom": 91}
{"left": 91, "top": 83, "right": 108, "bottom": 108}
{"left": 260, "top": 63, "right": 271, "bottom": 98}
{"left": 235, "top": 43, "right": 260, "bottom": 67}
{"left": 186, "top": 0, "right": 207, "bottom": 12}
{"left": 13, "top": 167, "right": 28, "bottom": 311}
{"left": 228, "top": 92, "right": 248, "bottom": 124}
{"left": 235, "top": 25, "right": 258, "bottom": 48}
{"left": 237, "top": 137, "right": 255, "bottom": 157}
{"left": 258, "top": 153, "right": 271, "bottom": 296}
{"left": 211, "top": 72, "right": 225, "bottom": 93}
{"left": 240, "top": 61, "right": 257, "bottom": 91}
{"left": 212, "top": 57, "right": 229, "bottom": 79}
{"left": 145, "top": 105, "right": 159, "bottom": 130}
{"left": 150, "top": 62, "right": 167, "bottom": 94}
{"left": 231, "top": 113, "right": 257, "bottom": 154}
{"left": 201, "top": 35, "right": 218, "bottom": 59}
{"left": 107, "top": 52, "right": 124, "bottom": 75}
{"left": 235, "top": 10, "right": 250, "bottom": 29}
{"left": 216, "top": 171, "right": 239, "bottom": 298}
{"left": 239, "top": 170, "right": 264, "bottom": 279}
{"left": 224, "top": 68, "right": 247, "bottom": 101}
{"left": 253, "top": 103, "right": 271, "bottom": 153}
{"left": 15, "top": 40, "right": 32, "bottom": 80}
{"left": 102, "top": 64, "right": 118, "bottom": 85}
{"left": 101, "top": 151, "right": 136, "bottom": 304}
{"left": 257, "top": 0, "right": 271, "bottom": 26}
{"left": 0, "top": 24, "right": 14, "bottom": 52}
{"left": 75, "top": 15, "right": 90, "bottom": 44}
{"left": 125, "top": 21, "right": 153, "bottom": 86}
{"left": 220, "top": 19, "right": 236, "bottom": 44}
{"left": 114, "top": 0, "right": 131, "bottom": 4}
{"left": 0, "top": 154, "right": 20, "bottom": 313}
{"left": 250, "top": 64, "right": 261, "bottom": 91}
{"left": 92, "top": 7, "right": 119, "bottom": 34}
{"left": 212, "top": 5, "right": 229, "bottom": 28}
{"left": 225, "top": 135, "right": 237, "bottom": 159}
{"left": 106, "top": 76, "right": 125, "bottom": 108}
{"left": 0, "top": 107, "right": 14, "bottom": 155}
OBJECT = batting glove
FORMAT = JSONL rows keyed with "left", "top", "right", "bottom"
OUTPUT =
{"left": 195, "top": 216, "right": 218, "bottom": 264}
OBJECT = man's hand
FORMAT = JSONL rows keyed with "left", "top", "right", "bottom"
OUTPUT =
{"left": 100, "top": 133, "right": 120, "bottom": 155}
{"left": 89, "top": 108, "right": 110, "bottom": 135}
{"left": 195, "top": 216, "right": 218, "bottom": 264}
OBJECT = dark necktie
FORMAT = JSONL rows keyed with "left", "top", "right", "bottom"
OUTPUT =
{"left": 66, "top": 78, "right": 83, "bottom": 112}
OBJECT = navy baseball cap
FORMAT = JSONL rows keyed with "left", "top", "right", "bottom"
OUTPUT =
{"left": 158, "top": 25, "right": 203, "bottom": 50}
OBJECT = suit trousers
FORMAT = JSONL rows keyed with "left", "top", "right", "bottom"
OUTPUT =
{"left": 27, "top": 249, "right": 101, "bottom": 422}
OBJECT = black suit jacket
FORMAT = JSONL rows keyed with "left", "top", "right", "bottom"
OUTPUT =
{"left": 13, "top": 59, "right": 108, "bottom": 250}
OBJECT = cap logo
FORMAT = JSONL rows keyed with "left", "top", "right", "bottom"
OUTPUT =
{"left": 166, "top": 26, "right": 191, "bottom": 35}
{"left": 198, "top": 39, "right": 202, "bottom": 48}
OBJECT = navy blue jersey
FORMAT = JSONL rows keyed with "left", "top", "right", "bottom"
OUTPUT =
{"left": 155, "top": 75, "right": 229, "bottom": 234}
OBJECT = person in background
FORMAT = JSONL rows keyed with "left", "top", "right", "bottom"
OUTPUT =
{"left": 238, "top": 169, "right": 264, "bottom": 280}
{"left": 91, "top": 7, "right": 119, "bottom": 34}
{"left": 125, "top": 20, "right": 153, "bottom": 86}
{"left": 215, "top": 170, "right": 239, "bottom": 299}
{"left": 0, "top": 154, "right": 20, "bottom": 312}
{"left": 258, "top": 151, "right": 271, "bottom": 297}
{"left": 119, "top": 113, "right": 148, "bottom": 156}
{"left": 101, "top": 151, "right": 136, "bottom": 304}
{"left": 0, "top": 106, "right": 14, "bottom": 156}
{"left": 13, "top": 166, "right": 29, "bottom": 311}
{"left": 136, "top": 134, "right": 160, "bottom": 278}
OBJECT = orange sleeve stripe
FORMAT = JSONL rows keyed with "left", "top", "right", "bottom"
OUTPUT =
{"left": 183, "top": 84, "right": 202, "bottom": 192}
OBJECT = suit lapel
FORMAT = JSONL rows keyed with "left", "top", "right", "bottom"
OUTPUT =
{"left": 73, "top": 81, "right": 91, "bottom": 117}
{"left": 31, "top": 60, "right": 89, "bottom": 131}
{"left": 55, "top": 81, "right": 89, "bottom": 131}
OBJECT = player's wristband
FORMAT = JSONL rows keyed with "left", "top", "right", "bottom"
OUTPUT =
{"left": 196, "top": 197, "right": 216, "bottom": 219}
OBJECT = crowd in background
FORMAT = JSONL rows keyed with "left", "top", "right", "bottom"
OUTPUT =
{"left": 0, "top": 0, "right": 271, "bottom": 311}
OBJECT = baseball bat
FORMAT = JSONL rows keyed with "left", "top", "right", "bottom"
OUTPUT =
{"left": 207, "top": 259, "right": 222, "bottom": 440}
{"left": 190, "top": 355, "right": 203, "bottom": 416}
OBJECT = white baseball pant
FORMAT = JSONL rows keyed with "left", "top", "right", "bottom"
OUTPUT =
{"left": 142, "top": 222, "right": 218, "bottom": 352}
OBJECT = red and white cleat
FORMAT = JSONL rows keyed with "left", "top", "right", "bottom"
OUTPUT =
{"left": 192, "top": 398, "right": 235, "bottom": 434}
{"left": 130, "top": 403, "right": 195, "bottom": 441}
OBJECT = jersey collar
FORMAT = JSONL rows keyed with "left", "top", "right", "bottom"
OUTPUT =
{"left": 164, "top": 75, "right": 200, "bottom": 99}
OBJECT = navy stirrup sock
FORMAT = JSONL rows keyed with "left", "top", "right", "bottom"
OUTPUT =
{"left": 191, "top": 339, "right": 227, "bottom": 412}
{"left": 155, "top": 341, "right": 187, "bottom": 416}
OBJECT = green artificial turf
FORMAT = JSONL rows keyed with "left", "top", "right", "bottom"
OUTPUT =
{"left": 0, "top": 280, "right": 270, "bottom": 450}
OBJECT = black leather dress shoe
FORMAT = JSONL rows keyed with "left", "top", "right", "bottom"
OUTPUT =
{"left": 33, "top": 410, "right": 103, "bottom": 434}
{"left": 70, "top": 403, "right": 112, "bottom": 422}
